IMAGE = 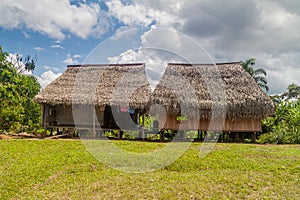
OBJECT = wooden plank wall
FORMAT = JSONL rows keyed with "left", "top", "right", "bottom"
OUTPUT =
{"left": 159, "top": 115, "right": 262, "bottom": 132}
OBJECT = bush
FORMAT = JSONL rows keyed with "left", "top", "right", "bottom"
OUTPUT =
{"left": 259, "top": 100, "right": 300, "bottom": 144}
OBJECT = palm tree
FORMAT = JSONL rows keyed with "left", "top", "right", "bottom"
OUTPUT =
{"left": 282, "top": 83, "right": 300, "bottom": 100}
{"left": 242, "top": 58, "right": 269, "bottom": 92}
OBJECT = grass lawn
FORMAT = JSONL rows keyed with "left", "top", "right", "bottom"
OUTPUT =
{"left": 0, "top": 139, "right": 299, "bottom": 199}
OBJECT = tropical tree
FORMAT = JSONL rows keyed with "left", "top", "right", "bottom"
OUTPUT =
{"left": 242, "top": 58, "right": 269, "bottom": 92}
{"left": 0, "top": 45, "right": 41, "bottom": 132}
{"left": 282, "top": 83, "right": 300, "bottom": 100}
{"left": 8, "top": 53, "right": 37, "bottom": 73}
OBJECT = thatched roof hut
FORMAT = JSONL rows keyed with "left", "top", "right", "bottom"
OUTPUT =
{"left": 151, "top": 62, "right": 275, "bottom": 119}
{"left": 151, "top": 62, "right": 275, "bottom": 132}
{"left": 34, "top": 63, "right": 151, "bottom": 109}
{"left": 34, "top": 62, "right": 275, "bottom": 135}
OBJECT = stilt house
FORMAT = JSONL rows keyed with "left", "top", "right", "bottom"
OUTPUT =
{"left": 34, "top": 62, "right": 275, "bottom": 140}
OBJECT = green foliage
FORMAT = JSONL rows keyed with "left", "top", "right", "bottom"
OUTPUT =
{"left": 242, "top": 58, "right": 269, "bottom": 92}
{"left": 259, "top": 100, "right": 300, "bottom": 144}
{"left": 0, "top": 45, "right": 41, "bottom": 133}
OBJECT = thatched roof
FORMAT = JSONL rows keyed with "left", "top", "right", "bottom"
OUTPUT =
{"left": 35, "top": 62, "right": 275, "bottom": 119}
{"left": 34, "top": 64, "right": 151, "bottom": 109}
{"left": 151, "top": 62, "right": 275, "bottom": 119}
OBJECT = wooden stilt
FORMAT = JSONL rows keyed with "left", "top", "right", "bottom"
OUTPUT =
{"left": 251, "top": 132, "right": 256, "bottom": 143}
{"left": 197, "top": 131, "right": 200, "bottom": 142}
{"left": 43, "top": 127, "right": 47, "bottom": 138}
{"left": 142, "top": 114, "right": 145, "bottom": 139}
{"left": 42, "top": 104, "right": 47, "bottom": 138}
{"left": 200, "top": 131, "right": 204, "bottom": 141}
{"left": 235, "top": 132, "right": 239, "bottom": 142}
{"left": 93, "top": 107, "right": 96, "bottom": 135}
{"left": 160, "top": 130, "right": 164, "bottom": 142}
{"left": 119, "top": 131, "right": 123, "bottom": 139}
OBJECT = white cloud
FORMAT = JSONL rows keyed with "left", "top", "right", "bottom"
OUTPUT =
{"left": 105, "top": 0, "right": 300, "bottom": 94}
{"left": 43, "top": 66, "right": 60, "bottom": 72}
{"left": 63, "top": 54, "right": 82, "bottom": 65}
{"left": 73, "top": 54, "right": 82, "bottom": 59}
{"left": 0, "top": 0, "right": 110, "bottom": 39}
{"left": 51, "top": 44, "right": 63, "bottom": 49}
{"left": 108, "top": 27, "right": 193, "bottom": 89}
{"left": 33, "top": 46, "right": 44, "bottom": 52}
{"left": 63, "top": 57, "right": 77, "bottom": 65}
{"left": 36, "top": 70, "right": 62, "bottom": 88}
{"left": 1, "top": 0, "right": 299, "bottom": 94}
{"left": 106, "top": 0, "right": 183, "bottom": 28}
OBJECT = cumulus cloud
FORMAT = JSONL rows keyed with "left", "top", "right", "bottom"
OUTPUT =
{"left": 36, "top": 70, "right": 62, "bottom": 88}
{"left": 43, "top": 66, "right": 60, "bottom": 72}
{"left": 63, "top": 54, "right": 82, "bottom": 65}
{"left": 106, "top": 0, "right": 300, "bottom": 94}
{"left": 1, "top": 0, "right": 299, "bottom": 94}
{"left": 0, "top": 0, "right": 110, "bottom": 39}
{"left": 108, "top": 48, "right": 172, "bottom": 89}
{"left": 108, "top": 27, "right": 203, "bottom": 89}
{"left": 106, "top": 0, "right": 183, "bottom": 28}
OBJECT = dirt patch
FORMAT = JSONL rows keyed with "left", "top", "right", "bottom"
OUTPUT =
{"left": 0, "top": 134, "right": 15, "bottom": 139}
{"left": 0, "top": 133, "right": 38, "bottom": 140}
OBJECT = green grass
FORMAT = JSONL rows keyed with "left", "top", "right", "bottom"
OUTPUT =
{"left": 0, "top": 140, "right": 300, "bottom": 199}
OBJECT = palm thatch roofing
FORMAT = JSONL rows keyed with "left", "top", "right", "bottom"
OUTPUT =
{"left": 35, "top": 62, "right": 275, "bottom": 119}
{"left": 151, "top": 62, "right": 275, "bottom": 119}
{"left": 34, "top": 63, "right": 151, "bottom": 109}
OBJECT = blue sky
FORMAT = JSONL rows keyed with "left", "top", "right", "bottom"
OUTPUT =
{"left": 0, "top": 0, "right": 299, "bottom": 94}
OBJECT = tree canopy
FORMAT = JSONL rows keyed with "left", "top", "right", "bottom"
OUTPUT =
{"left": 0, "top": 45, "right": 41, "bottom": 133}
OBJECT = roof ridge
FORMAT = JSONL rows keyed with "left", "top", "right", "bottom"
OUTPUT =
{"left": 67, "top": 63, "right": 145, "bottom": 68}
{"left": 168, "top": 62, "right": 242, "bottom": 66}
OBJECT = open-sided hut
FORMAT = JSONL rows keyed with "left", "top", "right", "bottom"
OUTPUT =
{"left": 34, "top": 63, "right": 152, "bottom": 136}
{"left": 151, "top": 62, "right": 275, "bottom": 137}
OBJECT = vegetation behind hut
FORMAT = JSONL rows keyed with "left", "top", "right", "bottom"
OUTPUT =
{"left": 242, "top": 58, "right": 269, "bottom": 92}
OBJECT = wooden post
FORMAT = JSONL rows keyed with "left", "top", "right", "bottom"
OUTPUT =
{"left": 222, "top": 132, "right": 225, "bottom": 142}
{"left": 93, "top": 107, "right": 96, "bottom": 135}
{"left": 142, "top": 113, "right": 145, "bottom": 139}
{"left": 251, "top": 132, "right": 256, "bottom": 143}
{"left": 137, "top": 112, "right": 142, "bottom": 139}
{"left": 200, "top": 131, "right": 204, "bottom": 142}
{"left": 119, "top": 130, "right": 123, "bottom": 139}
{"left": 235, "top": 132, "right": 239, "bottom": 142}
{"left": 197, "top": 131, "right": 200, "bottom": 142}
{"left": 42, "top": 104, "right": 47, "bottom": 138}
{"left": 160, "top": 130, "right": 164, "bottom": 142}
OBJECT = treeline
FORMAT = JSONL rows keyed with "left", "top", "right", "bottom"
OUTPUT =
{"left": 0, "top": 45, "right": 41, "bottom": 133}
{"left": 1, "top": 45, "right": 299, "bottom": 144}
